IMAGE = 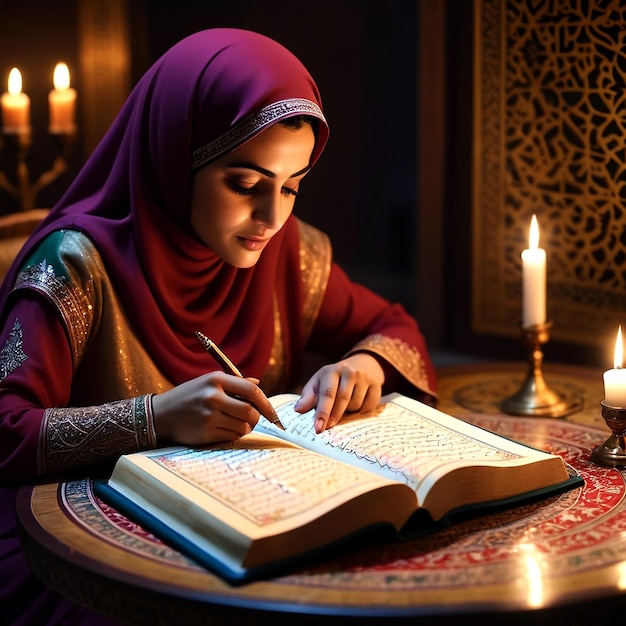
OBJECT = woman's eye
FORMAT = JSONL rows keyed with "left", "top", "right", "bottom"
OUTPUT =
{"left": 226, "top": 180, "right": 255, "bottom": 196}
{"left": 225, "top": 178, "right": 298, "bottom": 198}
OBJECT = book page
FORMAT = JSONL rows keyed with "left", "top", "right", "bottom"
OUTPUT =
{"left": 261, "top": 393, "right": 552, "bottom": 492}
{"left": 139, "top": 435, "right": 396, "bottom": 530}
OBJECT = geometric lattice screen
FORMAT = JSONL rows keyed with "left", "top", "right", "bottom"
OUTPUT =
{"left": 472, "top": 0, "right": 626, "bottom": 348}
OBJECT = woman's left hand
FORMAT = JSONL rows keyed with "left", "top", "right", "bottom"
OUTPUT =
{"left": 294, "top": 352, "right": 386, "bottom": 433}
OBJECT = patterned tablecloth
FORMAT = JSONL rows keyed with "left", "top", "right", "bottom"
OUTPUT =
{"left": 20, "top": 363, "right": 626, "bottom": 624}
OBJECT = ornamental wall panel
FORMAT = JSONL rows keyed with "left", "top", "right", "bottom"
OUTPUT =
{"left": 473, "top": 0, "right": 626, "bottom": 347}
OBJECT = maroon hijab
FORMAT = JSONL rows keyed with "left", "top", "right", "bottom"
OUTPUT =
{"left": 0, "top": 29, "right": 329, "bottom": 385}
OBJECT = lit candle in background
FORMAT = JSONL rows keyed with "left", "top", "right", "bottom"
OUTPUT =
{"left": 48, "top": 62, "right": 76, "bottom": 132}
{"left": 603, "top": 326, "right": 626, "bottom": 407}
{"left": 1, "top": 67, "right": 31, "bottom": 132}
{"left": 521, "top": 214, "right": 546, "bottom": 327}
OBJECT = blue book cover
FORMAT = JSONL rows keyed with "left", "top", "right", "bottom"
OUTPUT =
{"left": 93, "top": 393, "right": 583, "bottom": 584}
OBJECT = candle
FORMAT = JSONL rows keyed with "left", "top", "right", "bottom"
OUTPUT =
{"left": 48, "top": 62, "right": 76, "bottom": 132}
{"left": 1, "top": 67, "right": 31, "bottom": 132}
{"left": 603, "top": 326, "right": 626, "bottom": 407}
{"left": 521, "top": 214, "right": 546, "bottom": 327}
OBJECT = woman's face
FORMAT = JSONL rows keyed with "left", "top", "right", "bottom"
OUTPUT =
{"left": 190, "top": 122, "right": 315, "bottom": 268}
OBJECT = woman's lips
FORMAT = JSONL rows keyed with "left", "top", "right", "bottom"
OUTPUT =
{"left": 238, "top": 235, "right": 270, "bottom": 251}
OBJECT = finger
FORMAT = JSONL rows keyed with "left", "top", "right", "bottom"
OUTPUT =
{"left": 245, "top": 384, "right": 282, "bottom": 426}
{"left": 221, "top": 393, "right": 261, "bottom": 426}
{"left": 193, "top": 401, "right": 253, "bottom": 443}
{"left": 225, "top": 377, "right": 277, "bottom": 427}
{"left": 345, "top": 382, "right": 368, "bottom": 413}
{"left": 327, "top": 382, "right": 355, "bottom": 427}
{"left": 313, "top": 378, "right": 340, "bottom": 433}
{"left": 359, "top": 385, "right": 382, "bottom": 414}
{"left": 294, "top": 392, "right": 316, "bottom": 413}
{"left": 294, "top": 376, "right": 319, "bottom": 413}
{"left": 212, "top": 418, "right": 253, "bottom": 440}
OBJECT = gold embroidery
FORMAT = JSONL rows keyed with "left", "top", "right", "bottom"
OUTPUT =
{"left": 260, "top": 221, "right": 331, "bottom": 394}
{"left": 260, "top": 295, "right": 285, "bottom": 394}
{"left": 0, "top": 318, "right": 27, "bottom": 381}
{"left": 15, "top": 253, "right": 95, "bottom": 367}
{"left": 297, "top": 219, "right": 331, "bottom": 343}
{"left": 263, "top": 221, "right": 432, "bottom": 400}
{"left": 347, "top": 334, "right": 435, "bottom": 397}
{"left": 38, "top": 395, "right": 156, "bottom": 475}
{"left": 13, "top": 231, "right": 170, "bottom": 401}
{"left": 9, "top": 231, "right": 167, "bottom": 475}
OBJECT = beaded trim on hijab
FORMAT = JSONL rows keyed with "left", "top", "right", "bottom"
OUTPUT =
{"left": 191, "top": 98, "right": 326, "bottom": 170}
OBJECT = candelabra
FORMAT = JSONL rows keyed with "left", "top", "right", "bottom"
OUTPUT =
{"left": 0, "top": 126, "right": 76, "bottom": 211}
{"left": 592, "top": 402, "right": 626, "bottom": 467}
{"left": 500, "top": 321, "right": 582, "bottom": 418}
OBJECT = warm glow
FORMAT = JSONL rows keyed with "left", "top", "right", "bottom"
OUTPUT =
{"left": 618, "top": 561, "right": 626, "bottom": 590}
{"left": 529, "top": 214, "right": 539, "bottom": 250}
{"left": 517, "top": 542, "right": 544, "bottom": 608}
{"left": 604, "top": 325, "right": 626, "bottom": 406}
{"left": 8, "top": 67, "right": 22, "bottom": 95}
{"left": 614, "top": 326, "right": 623, "bottom": 369}
{"left": 53, "top": 63, "right": 70, "bottom": 90}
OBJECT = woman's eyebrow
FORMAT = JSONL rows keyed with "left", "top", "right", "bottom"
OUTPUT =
{"left": 226, "top": 161, "right": 311, "bottom": 179}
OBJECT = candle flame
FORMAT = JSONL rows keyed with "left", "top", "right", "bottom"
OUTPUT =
{"left": 8, "top": 67, "right": 22, "bottom": 95}
{"left": 529, "top": 214, "right": 539, "bottom": 250}
{"left": 53, "top": 63, "right": 70, "bottom": 91}
{"left": 615, "top": 325, "right": 623, "bottom": 369}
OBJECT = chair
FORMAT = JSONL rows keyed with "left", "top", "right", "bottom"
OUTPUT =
{"left": 0, "top": 209, "right": 49, "bottom": 284}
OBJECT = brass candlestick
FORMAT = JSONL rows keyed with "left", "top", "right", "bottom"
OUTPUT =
{"left": 0, "top": 126, "right": 76, "bottom": 211}
{"left": 500, "top": 321, "right": 582, "bottom": 417}
{"left": 592, "top": 402, "right": 626, "bottom": 467}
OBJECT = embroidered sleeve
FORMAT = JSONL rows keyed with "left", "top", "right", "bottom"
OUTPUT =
{"left": 0, "top": 318, "right": 28, "bottom": 382}
{"left": 0, "top": 230, "right": 162, "bottom": 476}
{"left": 38, "top": 395, "right": 157, "bottom": 475}
{"left": 346, "top": 334, "right": 435, "bottom": 397}
{"left": 13, "top": 230, "right": 98, "bottom": 368}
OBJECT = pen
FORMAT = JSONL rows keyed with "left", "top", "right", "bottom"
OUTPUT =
{"left": 195, "top": 331, "right": 286, "bottom": 430}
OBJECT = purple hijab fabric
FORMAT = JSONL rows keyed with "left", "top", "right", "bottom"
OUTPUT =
{"left": 0, "top": 28, "right": 329, "bottom": 385}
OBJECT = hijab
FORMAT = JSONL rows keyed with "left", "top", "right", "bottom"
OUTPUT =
{"left": 0, "top": 28, "right": 329, "bottom": 385}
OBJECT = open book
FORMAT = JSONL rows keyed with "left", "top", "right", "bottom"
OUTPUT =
{"left": 94, "top": 393, "right": 581, "bottom": 583}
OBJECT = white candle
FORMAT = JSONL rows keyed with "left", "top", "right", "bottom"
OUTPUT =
{"left": 603, "top": 326, "right": 626, "bottom": 407}
{"left": 1, "top": 67, "right": 30, "bottom": 132}
{"left": 48, "top": 62, "right": 76, "bottom": 132}
{"left": 521, "top": 214, "right": 546, "bottom": 327}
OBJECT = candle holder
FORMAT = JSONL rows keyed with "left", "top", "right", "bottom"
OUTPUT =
{"left": 591, "top": 402, "right": 626, "bottom": 467}
{"left": 500, "top": 321, "right": 583, "bottom": 417}
{"left": 0, "top": 126, "right": 76, "bottom": 211}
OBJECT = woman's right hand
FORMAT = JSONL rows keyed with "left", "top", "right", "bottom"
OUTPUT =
{"left": 151, "top": 372, "right": 273, "bottom": 445}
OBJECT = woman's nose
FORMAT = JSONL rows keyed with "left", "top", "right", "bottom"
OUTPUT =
{"left": 252, "top": 193, "right": 284, "bottom": 230}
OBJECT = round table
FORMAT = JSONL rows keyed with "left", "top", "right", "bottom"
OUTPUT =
{"left": 17, "top": 362, "right": 626, "bottom": 625}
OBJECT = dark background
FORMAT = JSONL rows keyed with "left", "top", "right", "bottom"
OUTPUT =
{"left": 5, "top": 1, "right": 568, "bottom": 367}
{"left": 0, "top": 0, "right": 424, "bottom": 314}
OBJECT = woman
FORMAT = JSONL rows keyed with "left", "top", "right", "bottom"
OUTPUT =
{"left": 0, "top": 29, "right": 435, "bottom": 624}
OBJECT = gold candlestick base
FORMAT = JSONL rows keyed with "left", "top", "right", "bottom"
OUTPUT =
{"left": 0, "top": 127, "right": 76, "bottom": 211}
{"left": 591, "top": 402, "right": 626, "bottom": 467}
{"left": 500, "top": 321, "right": 582, "bottom": 418}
